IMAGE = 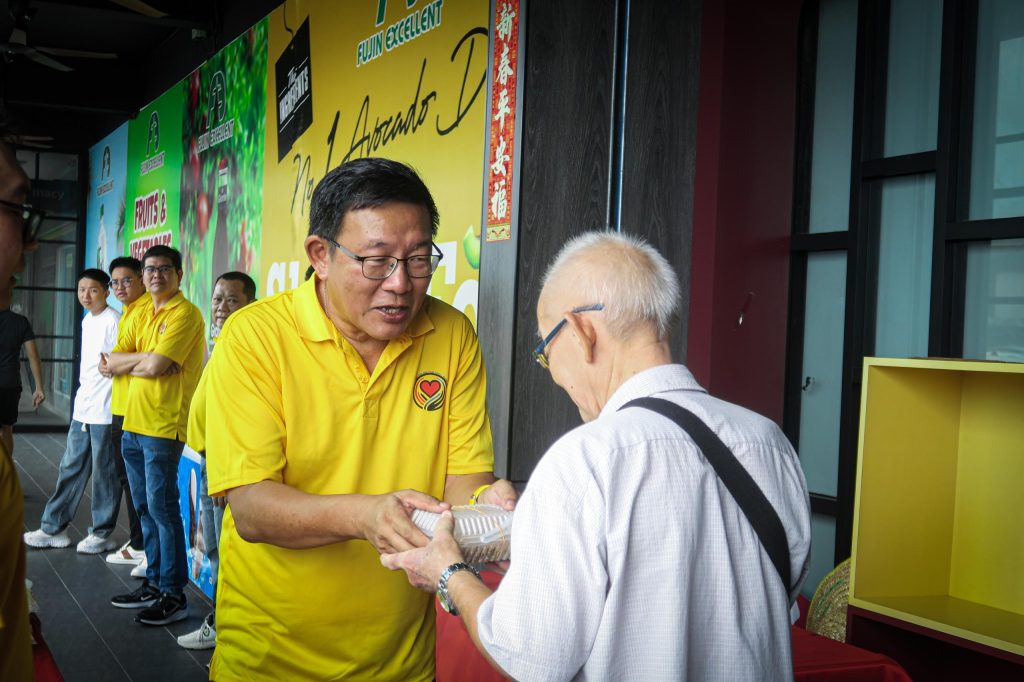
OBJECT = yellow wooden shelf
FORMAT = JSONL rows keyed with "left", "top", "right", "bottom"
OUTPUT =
{"left": 849, "top": 357, "right": 1024, "bottom": 658}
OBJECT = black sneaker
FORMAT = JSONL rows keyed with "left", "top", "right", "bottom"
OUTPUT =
{"left": 110, "top": 581, "right": 159, "bottom": 609}
{"left": 135, "top": 592, "right": 188, "bottom": 626}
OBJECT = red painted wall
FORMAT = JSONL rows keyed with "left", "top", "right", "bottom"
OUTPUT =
{"left": 688, "top": 0, "right": 804, "bottom": 424}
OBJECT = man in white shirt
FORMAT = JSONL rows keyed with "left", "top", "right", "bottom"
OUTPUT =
{"left": 24, "top": 268, "right": 123, "bottom": 554}
{"left": 384, "top": 231, "right": 812, "bottom": 681}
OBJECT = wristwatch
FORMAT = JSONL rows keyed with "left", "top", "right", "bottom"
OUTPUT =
{"left": 437, "top": 562, "right": 480, "bottom": 616}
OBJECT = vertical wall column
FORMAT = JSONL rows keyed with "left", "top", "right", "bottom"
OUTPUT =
{"left": 479, "top": 0, "right": 702, "bottom": 482}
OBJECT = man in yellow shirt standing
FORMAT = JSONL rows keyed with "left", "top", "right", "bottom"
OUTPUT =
{"left": 103, "top": 256, "right": 149, "bottom": 570}
{"left": 204, "top": 157, "right": 516, "bottom": 681}
{"left": 0, "top": 133, "right": 40, "bottom": 682}
{"left": 101, "top": 245, "right": 204, "bottom": 626}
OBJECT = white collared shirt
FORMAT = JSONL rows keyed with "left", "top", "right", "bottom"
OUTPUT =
{"left": 477, "top": 364, "right": 811, "bottom": 681}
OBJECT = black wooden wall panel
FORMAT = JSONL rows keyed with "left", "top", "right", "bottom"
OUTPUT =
{"left": 504, "top": 0, "right": 702, "bottom": 481}
{"left": 619, "top": 0, "right": 702, "bottom": 362}
{"left": 508, "top": 0, "right": 617, "bottom": 481}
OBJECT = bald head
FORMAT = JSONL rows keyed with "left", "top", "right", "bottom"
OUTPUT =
{"left": 0, "top": 138, "right": 33, "bottom": 295}
{"left": 540, "top": 231, "right": 681, "bottom": 342}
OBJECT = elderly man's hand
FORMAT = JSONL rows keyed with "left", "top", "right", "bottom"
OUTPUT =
{"left": 360, "top": 490, "right": 450, "bottom": 555}
{"left": 477, "top": 478, "right": 518, "bottom": 510}
{"left": 381, "top": 510, "right": 465, "bottom": 592}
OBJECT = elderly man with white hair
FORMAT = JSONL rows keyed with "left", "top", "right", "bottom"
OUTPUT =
{"left": 384, "top": 230, "right": 812, "bottom": 681}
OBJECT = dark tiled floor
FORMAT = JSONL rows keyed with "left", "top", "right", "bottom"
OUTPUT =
{"left": 14, "top": 432, "right": 213, "bottom": 682}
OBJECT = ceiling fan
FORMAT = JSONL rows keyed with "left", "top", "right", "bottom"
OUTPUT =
{"left": 1, "top": 1, "right": 118, "bottom": 72}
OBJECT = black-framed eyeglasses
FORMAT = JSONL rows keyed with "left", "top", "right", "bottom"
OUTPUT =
{"left": 0, "top": 199, "right": 46, "bottom": 244}
{"left": 325, "top": 237, "right": 443, "bottom": 280}
{"left": 533, "top": 304, "right": 605, "bottom": 370}
{"left": 143, "top": 265, "right": 175, "bottom": 276}
{"left": 109, "top": 276, "right": 137, "bottom": 288}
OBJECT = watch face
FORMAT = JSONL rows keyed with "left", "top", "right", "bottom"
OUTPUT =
{"left": 437, "top": 588, "right": 456, "bottom": 614}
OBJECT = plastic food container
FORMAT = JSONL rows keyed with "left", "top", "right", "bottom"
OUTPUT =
{"left": 411, "top": 504, "right": 513, "bottom": 563}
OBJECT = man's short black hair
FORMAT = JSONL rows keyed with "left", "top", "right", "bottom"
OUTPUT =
{"left": 308, "top": 157, "right": 439, "bottom": 242}
{"left": 79, "top": 268, "right": 110, "bottom": 288}
{"left": 216, "top": 271, "right": 257, "bottom": 301}
{"left": 142, "top": 244, "right": 183, "bottom": 271}
{"left": 109, "top": 256, "right": 142, "bottom": 275}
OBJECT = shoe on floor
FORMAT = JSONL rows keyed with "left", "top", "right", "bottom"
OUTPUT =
{"left": 130, "top": 558, "right": 148, "bottom": 578}
{"left": 106, "top": 541, "right": 145, "bottom": 565}
{"left": 111, "top": 581, "right": 159, "bottom": 609}
{"left": 23, "top": 528, "right": 71, "bottom": 549}
{"left": 136, "top": 593, "right": 188, "bottom": 626}
{"left": 76, "top": 533, "right": 118, "bottom": 555}
{"left": 177, "top": 612, "right": 216, "bottom": 649}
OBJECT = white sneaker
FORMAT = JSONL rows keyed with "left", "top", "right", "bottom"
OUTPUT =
{"left": 76, "top": 534, "right": 119, "bottom": 555}
{"left": 106, "top": 541, "right": 145, "bottom": 565}
{"left": 130, "top": 558, "right": 148, "bottom": 578}
{"left": 176, "top": 614, "right": 216, "bottom": 650}
{"left": 23, "top": 528, "right": 72, "bottom": 549}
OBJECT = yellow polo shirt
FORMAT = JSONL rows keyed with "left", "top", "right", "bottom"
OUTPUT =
{"left": 0, "top": 441, "right": 32, "bottom": 681}
{"left": 186, "top": 369, "right": 207, "bottom": 454}
{"left": 118, "top": 292, "right": 204, "bottom": 441}
{"left": 110, "top": 297, "right": 146, "bottom": 417}
{"left": 205, "top": 276, "right": 494, "bottom": 682}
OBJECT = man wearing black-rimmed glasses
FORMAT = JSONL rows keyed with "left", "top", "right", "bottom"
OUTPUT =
{"left": 0, "top": 135, "right": 38, "bottom": 682}
{"left": 201, "top": 157, "right": 517, "bottom": 681}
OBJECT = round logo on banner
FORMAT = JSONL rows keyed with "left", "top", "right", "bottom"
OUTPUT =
{"left": 413, "top": 372, "right": 447, "bottom": 411}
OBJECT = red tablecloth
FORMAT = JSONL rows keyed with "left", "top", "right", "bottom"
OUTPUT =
{"left": 436, "top": 574, "right": 912, "bottom": 682}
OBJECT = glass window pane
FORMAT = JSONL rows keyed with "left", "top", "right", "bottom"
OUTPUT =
{"left": 875, "top": 175, "right": 935, "bottom": 357}
{"left": 38, "top": 218, "right": 77, "bottom": 243}
{"left": 968, "top": 0, "right": 1024, "bottom": 220}
{"left": 37, "top": 153, "right": 78, "bottom": 181}
{"left": 798, "top": 251, "right": 848, "bottom": 497}
{"left": 803, "top": 513, "right": 838, "bottom": 599}
{"left": 963, "top": 238, "right": 1024, "bottom": 362}
{"left": 883, "top": 0, "right": 942, "bottom": 156}
{"left": 809, "top": 0, "right": 858, "bottom": 233}
{"left": 16, "top": 150, "right": 36, "bottom": 178}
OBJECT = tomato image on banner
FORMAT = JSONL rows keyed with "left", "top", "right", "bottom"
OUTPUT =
{"left": 179, "top": 20, "right": 267, "bottom": 340}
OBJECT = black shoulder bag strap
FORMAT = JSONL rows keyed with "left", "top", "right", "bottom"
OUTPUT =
{"left": 620, "top": 396, "right": 791, "bottom": 592}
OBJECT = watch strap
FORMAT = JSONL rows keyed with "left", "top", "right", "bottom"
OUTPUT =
{"left": 437, "top": 562, "right": 480, "bottom": 616}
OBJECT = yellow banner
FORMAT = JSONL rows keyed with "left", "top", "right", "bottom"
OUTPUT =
{"left": 262, "top": 0, "right": 487, "bottom": 323}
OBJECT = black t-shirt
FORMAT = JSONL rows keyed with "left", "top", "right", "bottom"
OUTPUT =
{"left": 0, "top": 310, "right": 35, "bottom": 388}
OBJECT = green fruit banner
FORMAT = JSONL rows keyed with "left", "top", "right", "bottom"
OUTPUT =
{"left": 179, "top": 20, "right": 268, "bottom": 328}
{"left": 124, "top": 86, "right": 184, "bottom": 258}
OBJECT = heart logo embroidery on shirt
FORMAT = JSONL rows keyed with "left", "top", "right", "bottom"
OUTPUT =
{"left": 413, "top": 372, "right": 447, "bottom": 411}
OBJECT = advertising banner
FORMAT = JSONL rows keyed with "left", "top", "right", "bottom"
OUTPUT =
{"left": 84, "top": 123, "right": 129, "bottom": 310}
{"left": 124, "top": 87, "right": 184, "bottom": 260}
{"left": 179, "top": 20, "right": 268, "bottom": 334}
{"left": 261, "top": 0, "right": 488, "bottom": 322}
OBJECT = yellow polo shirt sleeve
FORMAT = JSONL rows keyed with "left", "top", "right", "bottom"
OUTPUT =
{"left": 443, "top": 306, "right": 495, "bottom": 475}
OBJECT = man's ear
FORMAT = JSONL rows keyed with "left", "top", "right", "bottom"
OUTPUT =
{"left": 305, "top": 235, "right": 330, "bottom": 280}
{"left": 564, "top": 310, "right": 597, "bottom": 364}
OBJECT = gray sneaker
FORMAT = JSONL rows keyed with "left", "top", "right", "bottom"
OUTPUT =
{"left": 24, "top": 528, "right": 72, "bottom": 549}
{"left": 177, "top": 613, "right": 216, "bottom": 649}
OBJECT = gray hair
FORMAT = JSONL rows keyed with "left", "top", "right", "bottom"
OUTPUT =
{"left": 541, "top": 231, "right": 681, "bottom": 341}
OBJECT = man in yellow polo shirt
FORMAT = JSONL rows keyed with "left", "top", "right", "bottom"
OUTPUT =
{"left": 0, "top": 134, "right": 38, "bottom": 682}
{"left": 204, "top": 157, "right": 517, "bottom": 680}
{"left": 101, "top": 244, "right": 204, "bottom": 626}
{"left": 103, "top": 256, "right": 148, "bottom": 569}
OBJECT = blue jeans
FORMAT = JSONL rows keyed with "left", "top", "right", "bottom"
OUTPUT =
{"left": 199, "top": 458, "right": 224, "bottom": 625}
{"left": 122, "top": 431, "right": 186, "bottom": 595}
{"left": 40, "top": 420, "right": 119, "bottom": 537}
